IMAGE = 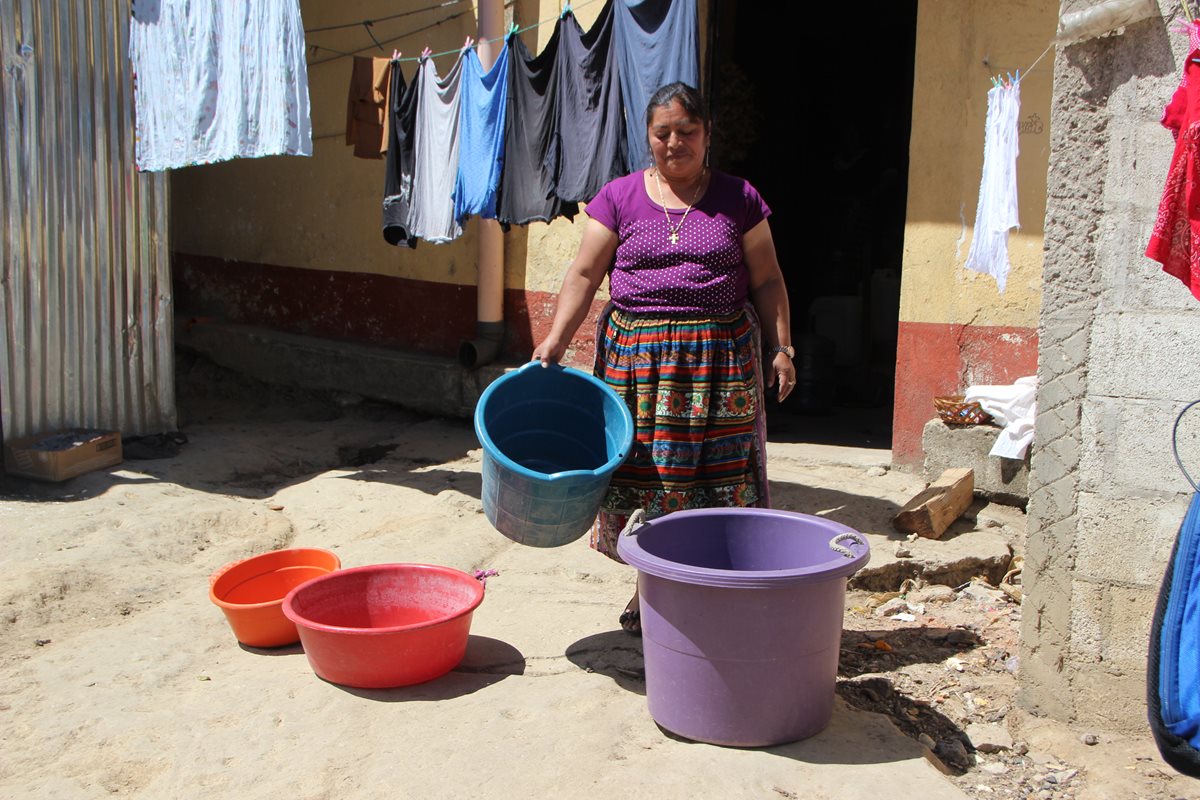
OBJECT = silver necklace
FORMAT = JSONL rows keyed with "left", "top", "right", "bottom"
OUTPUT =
{"left": 652, "top": 167, "right": 706, "bottom": 245}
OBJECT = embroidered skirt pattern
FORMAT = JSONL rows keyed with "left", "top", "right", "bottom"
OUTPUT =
{"left": 589, "top": 306, "right": 765, "bottom": 559}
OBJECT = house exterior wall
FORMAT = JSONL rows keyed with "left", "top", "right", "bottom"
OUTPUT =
{"left": 892, "top": 0, "right": 1057, "bottom": 465}
{"left": 1020, "top": 0, "right": 1200, "bottom": 733}
{"left": 170, "top": 0, "right": 613, "bottom": 366}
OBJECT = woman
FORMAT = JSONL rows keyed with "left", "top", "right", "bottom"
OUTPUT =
{"left": 532, "top": 83, "right": 795, "bottom": 633}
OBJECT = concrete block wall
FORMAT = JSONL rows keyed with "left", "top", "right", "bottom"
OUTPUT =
{"left": 1020, "top": 1, "right": 1200, "bottom": 734}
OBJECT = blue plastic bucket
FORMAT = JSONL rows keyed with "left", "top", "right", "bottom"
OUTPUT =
{"left": 474, "top": 362, "right": 634, "bottom": 547}
{"left": 618, "top": 508, "right": 870, "bottom": 746}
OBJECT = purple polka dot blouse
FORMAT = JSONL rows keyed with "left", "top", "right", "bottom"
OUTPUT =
{"left": 584, "top": 169, "right": 772, "bottom": 314}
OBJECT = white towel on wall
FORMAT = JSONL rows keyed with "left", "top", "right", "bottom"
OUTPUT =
{"left": 965, "top": 375, "right": 1037, "bottom": 460}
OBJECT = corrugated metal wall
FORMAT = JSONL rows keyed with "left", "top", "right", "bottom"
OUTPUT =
{"left": 0, "top": 0, "right": 175, "bottom": 443}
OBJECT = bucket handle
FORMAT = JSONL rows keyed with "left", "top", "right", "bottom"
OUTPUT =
{"left": 618, "top": 508, "right": 647, "bottom": 537}
{"left": 473, "top": 569, "right": 499, "bottom": 588}
{"left": 829, "top": 532, "right": 867, "bottom": 558}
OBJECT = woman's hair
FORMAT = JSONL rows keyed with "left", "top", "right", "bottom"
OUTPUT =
{"left": 644, "top": 82, "right": 709, "bottom": 130}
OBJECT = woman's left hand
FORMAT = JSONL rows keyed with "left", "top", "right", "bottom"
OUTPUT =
{"left": 769, "top": 351, "right": 796, "bottom": 403}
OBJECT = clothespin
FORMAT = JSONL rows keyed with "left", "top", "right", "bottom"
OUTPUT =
{"left": 561, "top": 1, "right": 572, "bottom": 18}
{"left": 1006, "top": 71, "right": 1015, "bottom": 86}
{"left": 391, "top": 49, "right": 401, "bottom": 61}
{"left": 508, "top": 21, "right": 519, "bottom": 38}
{"left": 420, "top": 46, "right": 432, "bottom": 60}
{"left": 463, "top": 36, "right": 474, "bottom": 51}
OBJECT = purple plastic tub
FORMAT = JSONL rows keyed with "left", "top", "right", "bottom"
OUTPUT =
{"left": 616, "top": 507, "right": 870, "bottom": 747}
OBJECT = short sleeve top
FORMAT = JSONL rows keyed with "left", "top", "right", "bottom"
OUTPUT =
{"left": 584, "top": 169, "right": 772, "bottom": 314}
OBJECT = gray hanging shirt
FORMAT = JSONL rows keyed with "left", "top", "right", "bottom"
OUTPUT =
{"left": 409, "top": 54, "right": 464, "bottom": 244}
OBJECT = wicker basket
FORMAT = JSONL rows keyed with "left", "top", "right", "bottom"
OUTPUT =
{"left": 934, "top": 396, "right": 992, "bottom": 426}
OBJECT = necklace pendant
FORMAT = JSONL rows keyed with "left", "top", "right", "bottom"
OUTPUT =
{"left": 669, "top": 232, "right": 679, "bottom": 244}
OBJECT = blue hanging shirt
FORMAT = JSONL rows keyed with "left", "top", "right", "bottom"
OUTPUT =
{"left": 613, "top": 0, "right": 700, "bottom": 173}
{"left": 453, "top": 46, "right": 510, "bottom": 222}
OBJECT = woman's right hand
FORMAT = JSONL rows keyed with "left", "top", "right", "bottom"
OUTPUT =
{"left": 532, "top": 335, "right": 567, "bottom": 367}
{"left": 532, "top": 218, "right": 618, "bottom": 368}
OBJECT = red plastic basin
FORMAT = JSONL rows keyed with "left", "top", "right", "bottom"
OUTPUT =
{"left": 282, "top": 563, "right": 484, "bottom": 689}
{"left": 209, "top": 547, "right": 341, "bottom": 648}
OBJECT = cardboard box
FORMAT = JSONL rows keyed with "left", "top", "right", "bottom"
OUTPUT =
{"left": 4, "top": 429, "right": 123, "bottom": 482}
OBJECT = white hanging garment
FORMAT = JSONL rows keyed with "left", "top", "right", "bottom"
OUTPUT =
{"left": 964, "top": 82, "right": 1021, "bottom": 292}
{"left": 129, "top": 0, "right": 313, "bottom": 172}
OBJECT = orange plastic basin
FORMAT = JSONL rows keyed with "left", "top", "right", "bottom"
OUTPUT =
{"left": 209, "top": 548, "right": 341, "bottom": 647}
{"left": 283, "top": 563, "right": 484, "bottom": 688}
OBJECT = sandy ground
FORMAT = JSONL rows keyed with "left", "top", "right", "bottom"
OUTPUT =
{"left": 0, "top": 359, "right": 1196, "bottom": 799}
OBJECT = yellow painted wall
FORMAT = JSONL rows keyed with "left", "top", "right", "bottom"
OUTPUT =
{"left": 170, "top": 0, "right": 606, "bottom": 295}
{"left": 899, "top": 0, "right": 1057, "bottom": 328}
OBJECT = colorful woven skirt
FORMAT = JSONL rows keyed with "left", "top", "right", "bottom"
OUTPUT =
{"left": 590, "top": 305, "right": 769, "bottom": 560}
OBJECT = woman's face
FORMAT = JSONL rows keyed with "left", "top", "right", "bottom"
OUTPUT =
{"left": 647, "top": 99, "right": 709, "bottom": 181}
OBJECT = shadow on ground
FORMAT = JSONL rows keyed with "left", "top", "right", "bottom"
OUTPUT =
{"left": 329, "top": 636, "right": 526, "bottom": 703}
{"left": 638, "top": 700, "right": 949, "bottom": 768}
{"left": 839, "top": 627, "right": 982, "bottom": 675}
{"left": 768, "top": 479, "right": 904, "bottom": 536}
{"left": 238, "top": 642, "right": 305, "bottom": 657}
{"left": 835, "top": 677, "right": 972, "bottom": 773}
{"left": 565, "top": 631, "right": 646, "bottom": 695}
{"left": 0, "top": 352, "right": 484, "bottom": 504}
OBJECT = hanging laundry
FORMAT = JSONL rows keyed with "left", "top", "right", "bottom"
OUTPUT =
{"left": 612, "top": 0, "right": 699, "bottom": 172}
{"left": 128, "top": 0, "right": 312, "bottom": 172}
{"left": 346, "top": 56, "right": 392, "bottom": 160}
{"left": 1161, "top": 21, "right": 1200, "bottom": 138}
{"left": 452, "top": 46, "right": 510, "bottom": 222}
{"left": 497, "top": 30, "right": 577, "bottom": 226}
{"left": 383, "top": 62, "right": 419, "bottom": 248}
{"left": 964, "top": 81, "right": 1021, "bottom": 293}
{"left": 1147, "top": 50, "right": 1200, "bottom": 300}
{"left": 551, "top": 5, "right": 628, "bottom": 204}
{"left": 409, "top": 54, "right": 465, "bottom": 244}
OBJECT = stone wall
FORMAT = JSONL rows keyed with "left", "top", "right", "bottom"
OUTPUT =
{"left": 1020, "top": 0, "right": 1200, "bottom": 733}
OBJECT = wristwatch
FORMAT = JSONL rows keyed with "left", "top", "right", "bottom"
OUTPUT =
{"left": 771, "top": 345, "right": 795, "bottom": 359}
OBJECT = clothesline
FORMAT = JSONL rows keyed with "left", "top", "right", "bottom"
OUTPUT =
{"left": 988, "top": 42, "right": 1054, "bottom": 88}
{"left": 307, "top": 0, "right": 602, "bottom": 67}
{"left": 1023, "top": 44, "right": 1053, "bottom": 81}
{"left": 307, "top": 7, "right": 474, "bottom": 65}
{"left": 304, "top": 0, "right": 467, "bottom": 35}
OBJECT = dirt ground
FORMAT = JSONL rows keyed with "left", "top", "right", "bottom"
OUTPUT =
{"left": 1, "top": 353, "right": 1198, "bottom": 799}
{"left": 838, "top": 583, "right": 1200, "bottom": 800}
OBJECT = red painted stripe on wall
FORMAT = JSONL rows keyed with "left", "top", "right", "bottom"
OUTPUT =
{"left": 892, "top": 320, "right": 1038, "bottom": 466}
{"left": 172, "top": 253, "right": 601, "bottom": 367}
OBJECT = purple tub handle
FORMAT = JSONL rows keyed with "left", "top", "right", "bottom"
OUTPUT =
{"left": 828, "top": 532, "right": 868, "bottom": 558}
{"left": 619, "top": 509, "right": 648, "bottom": 537}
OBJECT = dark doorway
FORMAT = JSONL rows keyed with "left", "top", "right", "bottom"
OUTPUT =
{"left": 706, "top": 2, "right": 917, "bottom": 450}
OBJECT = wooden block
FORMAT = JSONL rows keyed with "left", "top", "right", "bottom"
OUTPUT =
{"left": 892, "top": 468, "right": 974, "bottom": 540}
